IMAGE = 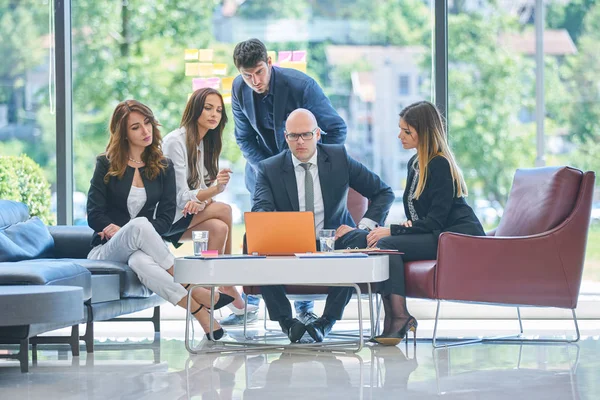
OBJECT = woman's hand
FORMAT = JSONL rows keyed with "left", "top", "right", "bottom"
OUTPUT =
{"left": 335, "top": 225, "right": 355, "bottom": 240}
{"left": 366, "top": 227, "right": 391, "bottom": 248}
{"left": 183, "top": 200, "right": 206, "bottom": 217}
{"left": 216, "top": 168, "right": 232, "bottom": 193}
{"left": 402, "top": 220, "right": 413, "bottom": 228}
{"left": 102, "top": 223, "right": 121, "bottom": 240}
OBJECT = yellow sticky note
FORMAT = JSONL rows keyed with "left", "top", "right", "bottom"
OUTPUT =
{"left": 185, "top": 63, "right": 200, "bottom": 76}
{"left": 198, "top": 63, "right": 214, "bottom": 76}
{"left": 184, "top": 49, "right": 199, "bottom": 61}
{"left": 280, "top": 61, "right": 306, "bottom": 73}
{"left": 198, "top": 49, "right": 214, "bottom": 62}
{"left": 213, "top": 63, "right": 227, "bottom": 75}
{"left": 221, "top": 76, "right": 235, "bottom": 91}
{"left": 222, "top": 93, "right": 232, "bottom": 104}
{"left": 267, "top": 51, "right": 277, "bottom": 62}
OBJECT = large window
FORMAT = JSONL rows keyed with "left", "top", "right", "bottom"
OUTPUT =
{"left": 449, "top": 0, "right": 599, "bottom": 290}
{"left": 71, "top": 0, "right": 434, "bottom": 254}
{"left": 0, "top": 0, "right": 57, "bottom": 225}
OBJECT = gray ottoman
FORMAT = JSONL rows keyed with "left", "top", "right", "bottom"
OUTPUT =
{"left": 0, "top": 285, "right": 83, "bottom": 372}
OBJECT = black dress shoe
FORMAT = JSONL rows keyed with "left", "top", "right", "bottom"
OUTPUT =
{"left": 279, "top": 318, "right": 306, "bottom": 343}
{"left": 305, "top": 316, "right": 335, "bottom": 343}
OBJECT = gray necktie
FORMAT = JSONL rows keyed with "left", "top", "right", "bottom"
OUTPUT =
{"left": 300, "top": 163, "right": 314, "bottom": 212}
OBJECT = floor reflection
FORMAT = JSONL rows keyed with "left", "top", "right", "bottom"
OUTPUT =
{"left": 0, "top": 335, "right": 598, "bottom": 400}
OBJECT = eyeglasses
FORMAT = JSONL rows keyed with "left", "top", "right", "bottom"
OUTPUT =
{"left": 284, "top": 128, "right": 317, "bottom": 141}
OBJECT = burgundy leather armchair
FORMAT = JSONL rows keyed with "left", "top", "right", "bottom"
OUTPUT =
{"left": 403, "top": 166, "right": 595, "bottom": 346}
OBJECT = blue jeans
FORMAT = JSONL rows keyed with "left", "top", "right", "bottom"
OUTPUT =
{"left": 244, "top": 294, "right": 313, "bottom": 315}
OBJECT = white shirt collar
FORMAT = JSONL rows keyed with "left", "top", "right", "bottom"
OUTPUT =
{"left": 291, "top": 148, "right": 318, "bottom": 169}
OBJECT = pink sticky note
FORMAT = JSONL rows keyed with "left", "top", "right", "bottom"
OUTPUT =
{"left": 192, "top": 78, "right": 208, "bottom": 91}
{"left": 201, "top": 250, "right": 219, "bottom": 257}
{"left": 206, "top": 77, "right": 221, "bottom": 89}
{"left": 278, "top": 51, "right": 292, "bottom": 62}
{"left": 292, "top": 50, "right": 307, "bottom": 62}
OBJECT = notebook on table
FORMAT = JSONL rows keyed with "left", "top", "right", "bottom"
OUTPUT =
{"left": 244, "top": 211, "right": 317, "bottom": 256}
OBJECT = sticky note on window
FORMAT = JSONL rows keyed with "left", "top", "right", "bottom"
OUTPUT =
{"left": 185, "top": 63, "right": 200, "bottom": 76}
{"left": 278, "top": 51, "right": 292, "bottom": 62}
{"left": 198, "top": 63, "right": 214, "bottom": 76}
{"left": 292, "top": 50, "right": 307, "bottom": 62}
{"left": 198, "top": 49, "right": 214, "bottom": 62}
{"left": 213, "top": 63, "right": 227, "bottom": 75}
{"left": 221, "top": 76, "right": 235, "bottom": 91}
{"left": 267, "top": 51, "right": 277, "bottom": 62}
{"left": 280, "top": 61, "right": 306, "bottom": 73}
{"left": 185, "top": 49, "right": 199, "bottom": 61}
{"left": 222, "top": 93, "right": 232, "bottom": 104}
{"left": 206, "top": 77, "right": 221, "bottom": 89}
{"left": 192, "top": 78, "right": 208, "bottom": 91}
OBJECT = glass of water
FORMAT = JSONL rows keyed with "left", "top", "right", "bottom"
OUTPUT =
{"left": 192, "top": 231, "right": 209, "bottom": 256}
{"left": 318, "top": 229, "right": 336, "bottom": 252}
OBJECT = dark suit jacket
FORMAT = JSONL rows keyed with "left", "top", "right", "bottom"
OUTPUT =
{"left": 252, "top": 144, "right": 394, "bottom": 229}
{"left": 391, "top": 155, "right": 485, "bottom": 237}
{"left": 232, "top": 66, "right": 347, "bottom": 193}
{"left": 87, "top": 155, "right": 176, "bottom": 247}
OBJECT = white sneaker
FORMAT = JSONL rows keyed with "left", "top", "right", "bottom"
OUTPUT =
{"left": 227, "top": 302, "right": 259, "bottom": 316}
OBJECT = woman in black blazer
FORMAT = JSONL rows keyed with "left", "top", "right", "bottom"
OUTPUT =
{"left": 366, "top": 101, "right": 485, "bottom": 346}
{"left": 86, "top": 100, "right": 233, "bottom": 340}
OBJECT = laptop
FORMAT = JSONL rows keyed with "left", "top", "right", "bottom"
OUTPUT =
{"left": 244, "top": 211, "right": 317, "bottom": 256}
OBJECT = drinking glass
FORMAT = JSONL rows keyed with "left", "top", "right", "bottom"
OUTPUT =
{"left": 192, "top": 231, "right": 209, "bottom": 256}
{"left": 318, "top": 229, "right": 336, "bottom": 252}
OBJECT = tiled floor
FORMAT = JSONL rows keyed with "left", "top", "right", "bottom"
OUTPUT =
{"left": 0, "top": 320, "right": 599, "bottom": 399}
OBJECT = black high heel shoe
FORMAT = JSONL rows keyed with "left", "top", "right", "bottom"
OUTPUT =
{"left": 190, "top": 305, "right": 226, "bottom": 341}
{"left": 372, "top": 316, "right": 418, "bottom": 346}
{"left": 184, "top": 285, "right": 235, "bottom": 311}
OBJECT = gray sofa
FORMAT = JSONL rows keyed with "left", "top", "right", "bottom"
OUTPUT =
{"left": 0, "top": 200, "right": 165, "bottom": 372}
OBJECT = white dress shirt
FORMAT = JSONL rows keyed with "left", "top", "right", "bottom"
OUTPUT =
{"left": 291, "top": 150, "right": 325, "bottom": 234}
{"left": 291, "top": 149, "right": 379, "bottom": 233}
{"left": 163, "top": 127, "right": 211, "bottom": 223}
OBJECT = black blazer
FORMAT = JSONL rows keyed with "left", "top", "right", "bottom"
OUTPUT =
{"left": 87, "top": 155, "right": 177, "bottom": 247}
{"left": 252, "top": 144, "right": 394, "bottom": 228}
{"left": 390, "top": 155, "right": 485, "bottom": 237}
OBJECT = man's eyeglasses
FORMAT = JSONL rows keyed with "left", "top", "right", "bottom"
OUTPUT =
{"left": 284, "top": 128, "right": 318, "bottom": 141}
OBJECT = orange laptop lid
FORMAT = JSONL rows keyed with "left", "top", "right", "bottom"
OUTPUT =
{"left": 244, "top": 211, "right": 317, "bottom": 256}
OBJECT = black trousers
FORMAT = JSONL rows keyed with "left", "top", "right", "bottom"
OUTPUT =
{"left": 376, "top": 234, "right": 438, "bottom": 296}
{"left": 260, "top": 229, "right": 369, "bottom": 321}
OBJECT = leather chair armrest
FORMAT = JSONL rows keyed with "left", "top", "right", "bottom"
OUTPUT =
{"left": 47, "top": 225, "right": 94, "bottom": 259}
{"left": 435, "top": 231, "right": 575, "bottom": 308}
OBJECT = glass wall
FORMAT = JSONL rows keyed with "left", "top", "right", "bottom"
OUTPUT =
{"left": 449, "top": 0, "right": 599, "bottom": 289}
{"left": 0, "top": 0, "right": 57, "bottom": 224}
{"left": 71, "top": 0, "right": 434, "bottom": 253}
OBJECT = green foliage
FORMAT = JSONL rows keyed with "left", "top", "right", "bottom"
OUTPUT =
{"left": 564, "top": 3, "right": 600, "bottom": 148}
{"left": 442, "top": 12, "right": 537, "bottom": 205}
{"left": 0, "top": 155, "right": 54, "bottom": 225}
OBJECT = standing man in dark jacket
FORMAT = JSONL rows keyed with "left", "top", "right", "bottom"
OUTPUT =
{"left": 226, "top": 38, "right": 347, "bottom": 326}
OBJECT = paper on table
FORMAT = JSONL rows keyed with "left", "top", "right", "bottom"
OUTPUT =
{"left": 294, "top": 253, "right": 368, "bottom": 258}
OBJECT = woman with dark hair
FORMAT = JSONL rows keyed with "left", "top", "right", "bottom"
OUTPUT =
{"left": 366, "top": 101, "right": 485, "bottom": 346}
{"left": 87, "top": 100, "right": 233, "bottom": 340}
{"left": 163, "top": 88, "right": 245, "bottom": 310}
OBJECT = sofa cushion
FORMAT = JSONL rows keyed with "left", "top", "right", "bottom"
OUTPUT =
{"left": 59, "top": 258, "right": 153, "bottom": 298}
{"left": 0, "top": 217, "right": 54, "bottom": 262}
{"left": 0, "top": 260, "right": 92, "bottom": 300}
{"left": 0, "top": 200, "right": 29, "bottom": 228}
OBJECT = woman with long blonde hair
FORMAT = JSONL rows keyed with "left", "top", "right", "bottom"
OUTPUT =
{"left": 87, "top": 100, "right": 233, "bottom": 341}
{"left": 366, "top": 101, "right": 485, "bottom": 346}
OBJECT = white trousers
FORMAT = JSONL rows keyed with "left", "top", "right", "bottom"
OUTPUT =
{"left": 87, "top": 217, "right": 187, "bottom": 305}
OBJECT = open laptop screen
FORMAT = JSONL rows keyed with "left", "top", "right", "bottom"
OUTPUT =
{"left": 244, "top": 211, "right": 317, "bottom": 256}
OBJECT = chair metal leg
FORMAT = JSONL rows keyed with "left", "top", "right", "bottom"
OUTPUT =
{"left": 431, "top": 300, "right": 581, "bottom": 348}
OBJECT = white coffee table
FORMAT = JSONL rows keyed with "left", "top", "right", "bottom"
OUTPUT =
{"left": 174, "top": 255, "right": 389, "bottom": 354}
